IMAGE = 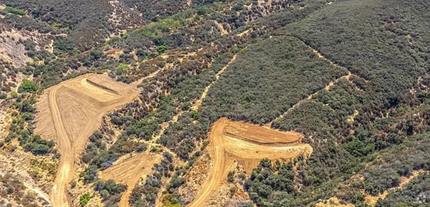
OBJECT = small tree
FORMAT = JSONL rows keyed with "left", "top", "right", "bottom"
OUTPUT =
{"left": 117, "top": 63, "right": 129, "bottom": 75}
{"left": 18, "top": 79, "right": 39, "bottom": 93}
{"left": 79, "top": 193, "right": 91, "bottom": 206}
{"left": 228, "top": 171, "right": 235, "bottom": 183}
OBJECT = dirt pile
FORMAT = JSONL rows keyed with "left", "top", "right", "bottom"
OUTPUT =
{"left": 34, "top": 74, "right": 142, "bottom": 207}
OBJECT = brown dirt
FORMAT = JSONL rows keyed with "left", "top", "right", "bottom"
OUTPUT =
{"left": 204, "top": 162, "right": 250, "bottom": 207}
{"left": 100, "top": 152, "right": 162, "bottom": 207}
{"left": 34, "top": 74, "right": 142, "bottom": 207}
{"left": 179, "top": 154, "right": 212, "bottom": 204}
{"left": 105, "top": 48, "right": 124, "bottom": 60}
{"left": 225, "top": 121, "right": 303, "bottom": 145}
{"left": 214, "top": 20, "right": 228, "bottom": 35}
{"left": 189, "top": 118, "right": 312, "bottom": 207}
{"left": 237, "top": 29, "right": 250, "bottom": 37}
{"left": 315, "top": 197, "right": 355, "bottom": 207}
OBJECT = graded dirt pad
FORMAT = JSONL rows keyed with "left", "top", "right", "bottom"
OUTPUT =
{"left": 189, "top": 118, "right": 313, "bottom": 207}
{"left": 34, "top": 74, "right": 142, "bottom": 207}
{"left": 225, "top": 121, "right": 303, "bottom": 145}
{"left": 100, "top": 152, "right": 162, "bottom": 207}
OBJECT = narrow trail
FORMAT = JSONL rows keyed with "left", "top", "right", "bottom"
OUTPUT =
{"left": 152, "top": 111, "right": 185, "bottom": 142}
{"left": 0, "top": 172, "right": 51, "bottom": 205}
{"left": 192, "top": 53, "right": 238, "bottom": 111}
{"left": 268, "top": 71, "right": 352, "bottom": 127}
{"left": 364, "top": 170, "right": 425, "bottom": 206}
{"left": 24, "top": 182, "right": 51, "bottom": 204}
{"left": 267, "top": 39, "right": 364, "bottom": 127}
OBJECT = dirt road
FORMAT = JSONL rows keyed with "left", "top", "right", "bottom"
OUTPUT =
{"left": 34, "top": 74, "right": 142, "bottom": 207}
{"left": 48, "top": 84, "right": 72, "bottom": 207}
{"left": 189, "top": 118, "right": 312, "bottom": 207}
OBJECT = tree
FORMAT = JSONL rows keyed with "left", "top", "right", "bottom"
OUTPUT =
{"left": 79, "top": 193, "right": 91, "bottom": 206}
{"left": 228, "top": 171, "right": 235, "bottom": 183}
{"left": 18, "top": 79, "right": 39, "bottom": 93}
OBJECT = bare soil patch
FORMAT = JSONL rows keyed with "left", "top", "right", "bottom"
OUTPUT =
{"left": 34, "top": 74, "right": 142, "bottom": 207}
{"left": 315, "top": 197, "right": 354, "bottom": 207}
{"left": 100, "top": 152, "right": 162, "bottom": 207}
{"left": 225, "top": 121, "right": 303, "bottom": 145}
{"left": 189, "top": 118, "right": 312, "bottom": 207}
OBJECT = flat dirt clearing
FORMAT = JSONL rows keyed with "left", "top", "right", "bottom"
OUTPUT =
{"left": 100, "top": 152, "right": 162, "bottom": 207}
{"left": 189, "top": 118, "right": 313, "bottom": 207}
{"left": 34, "top": 74, "right": 142, "bottom": 207}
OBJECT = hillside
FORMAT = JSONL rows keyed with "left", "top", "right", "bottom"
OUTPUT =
{"left": 0, "top": 0, "right": 430, "bottom": 207}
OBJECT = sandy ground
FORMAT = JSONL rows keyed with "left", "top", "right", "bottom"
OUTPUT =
{"left": 100, "top": 152, "right": 162, "bottom": 207}
{"left": 189, "top": 118, "right": 312, "bottom": 207}
{"left": 34, "top": 74, "right": 142, "bottom": 207}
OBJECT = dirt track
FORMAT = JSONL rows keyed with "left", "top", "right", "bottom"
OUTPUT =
{"left": 192, "top": 53, "right": 237, "bottom": 111}
{"left": 189, "top": 118, "right": 312, "bottom": 207}
{"left": 34, "top": 74, "right": 142, "bottom": 207}
{"left": 267, "top": 38, "right": 359, "bottom": 127}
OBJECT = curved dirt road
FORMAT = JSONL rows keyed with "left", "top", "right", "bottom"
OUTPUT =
{"left": 189, "top": 118, "right": 312, "bottom": 207}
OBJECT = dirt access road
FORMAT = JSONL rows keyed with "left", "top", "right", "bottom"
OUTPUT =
{"left": 34, "top": 74, "right": 142, "bottom": 207}
{"left": 189, "top": 118, "right": 313, "bottom": 207}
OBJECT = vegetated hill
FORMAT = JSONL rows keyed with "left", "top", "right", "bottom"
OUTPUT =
{"left": 1, "top": 0, "right": 430, "bottom": 206}
{"left": 0, "top": 0, "right": 146, "bottom": 50}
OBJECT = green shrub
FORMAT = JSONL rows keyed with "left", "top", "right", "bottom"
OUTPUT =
{"left": 5, "top": 6, "right": 25, "bottom": 16}
{"left": 79, "top": 193, "right": 91, "bottom": 206}
{"left": 18, "top": 79, "right": 39, "bottom": 93}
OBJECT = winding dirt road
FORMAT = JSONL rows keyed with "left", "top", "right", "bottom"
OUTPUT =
{"left": 189, "top": 118, "right": 312, "bottom": 207}
{"left": 35, "top": 74, "right": 142, "bottom": 207}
